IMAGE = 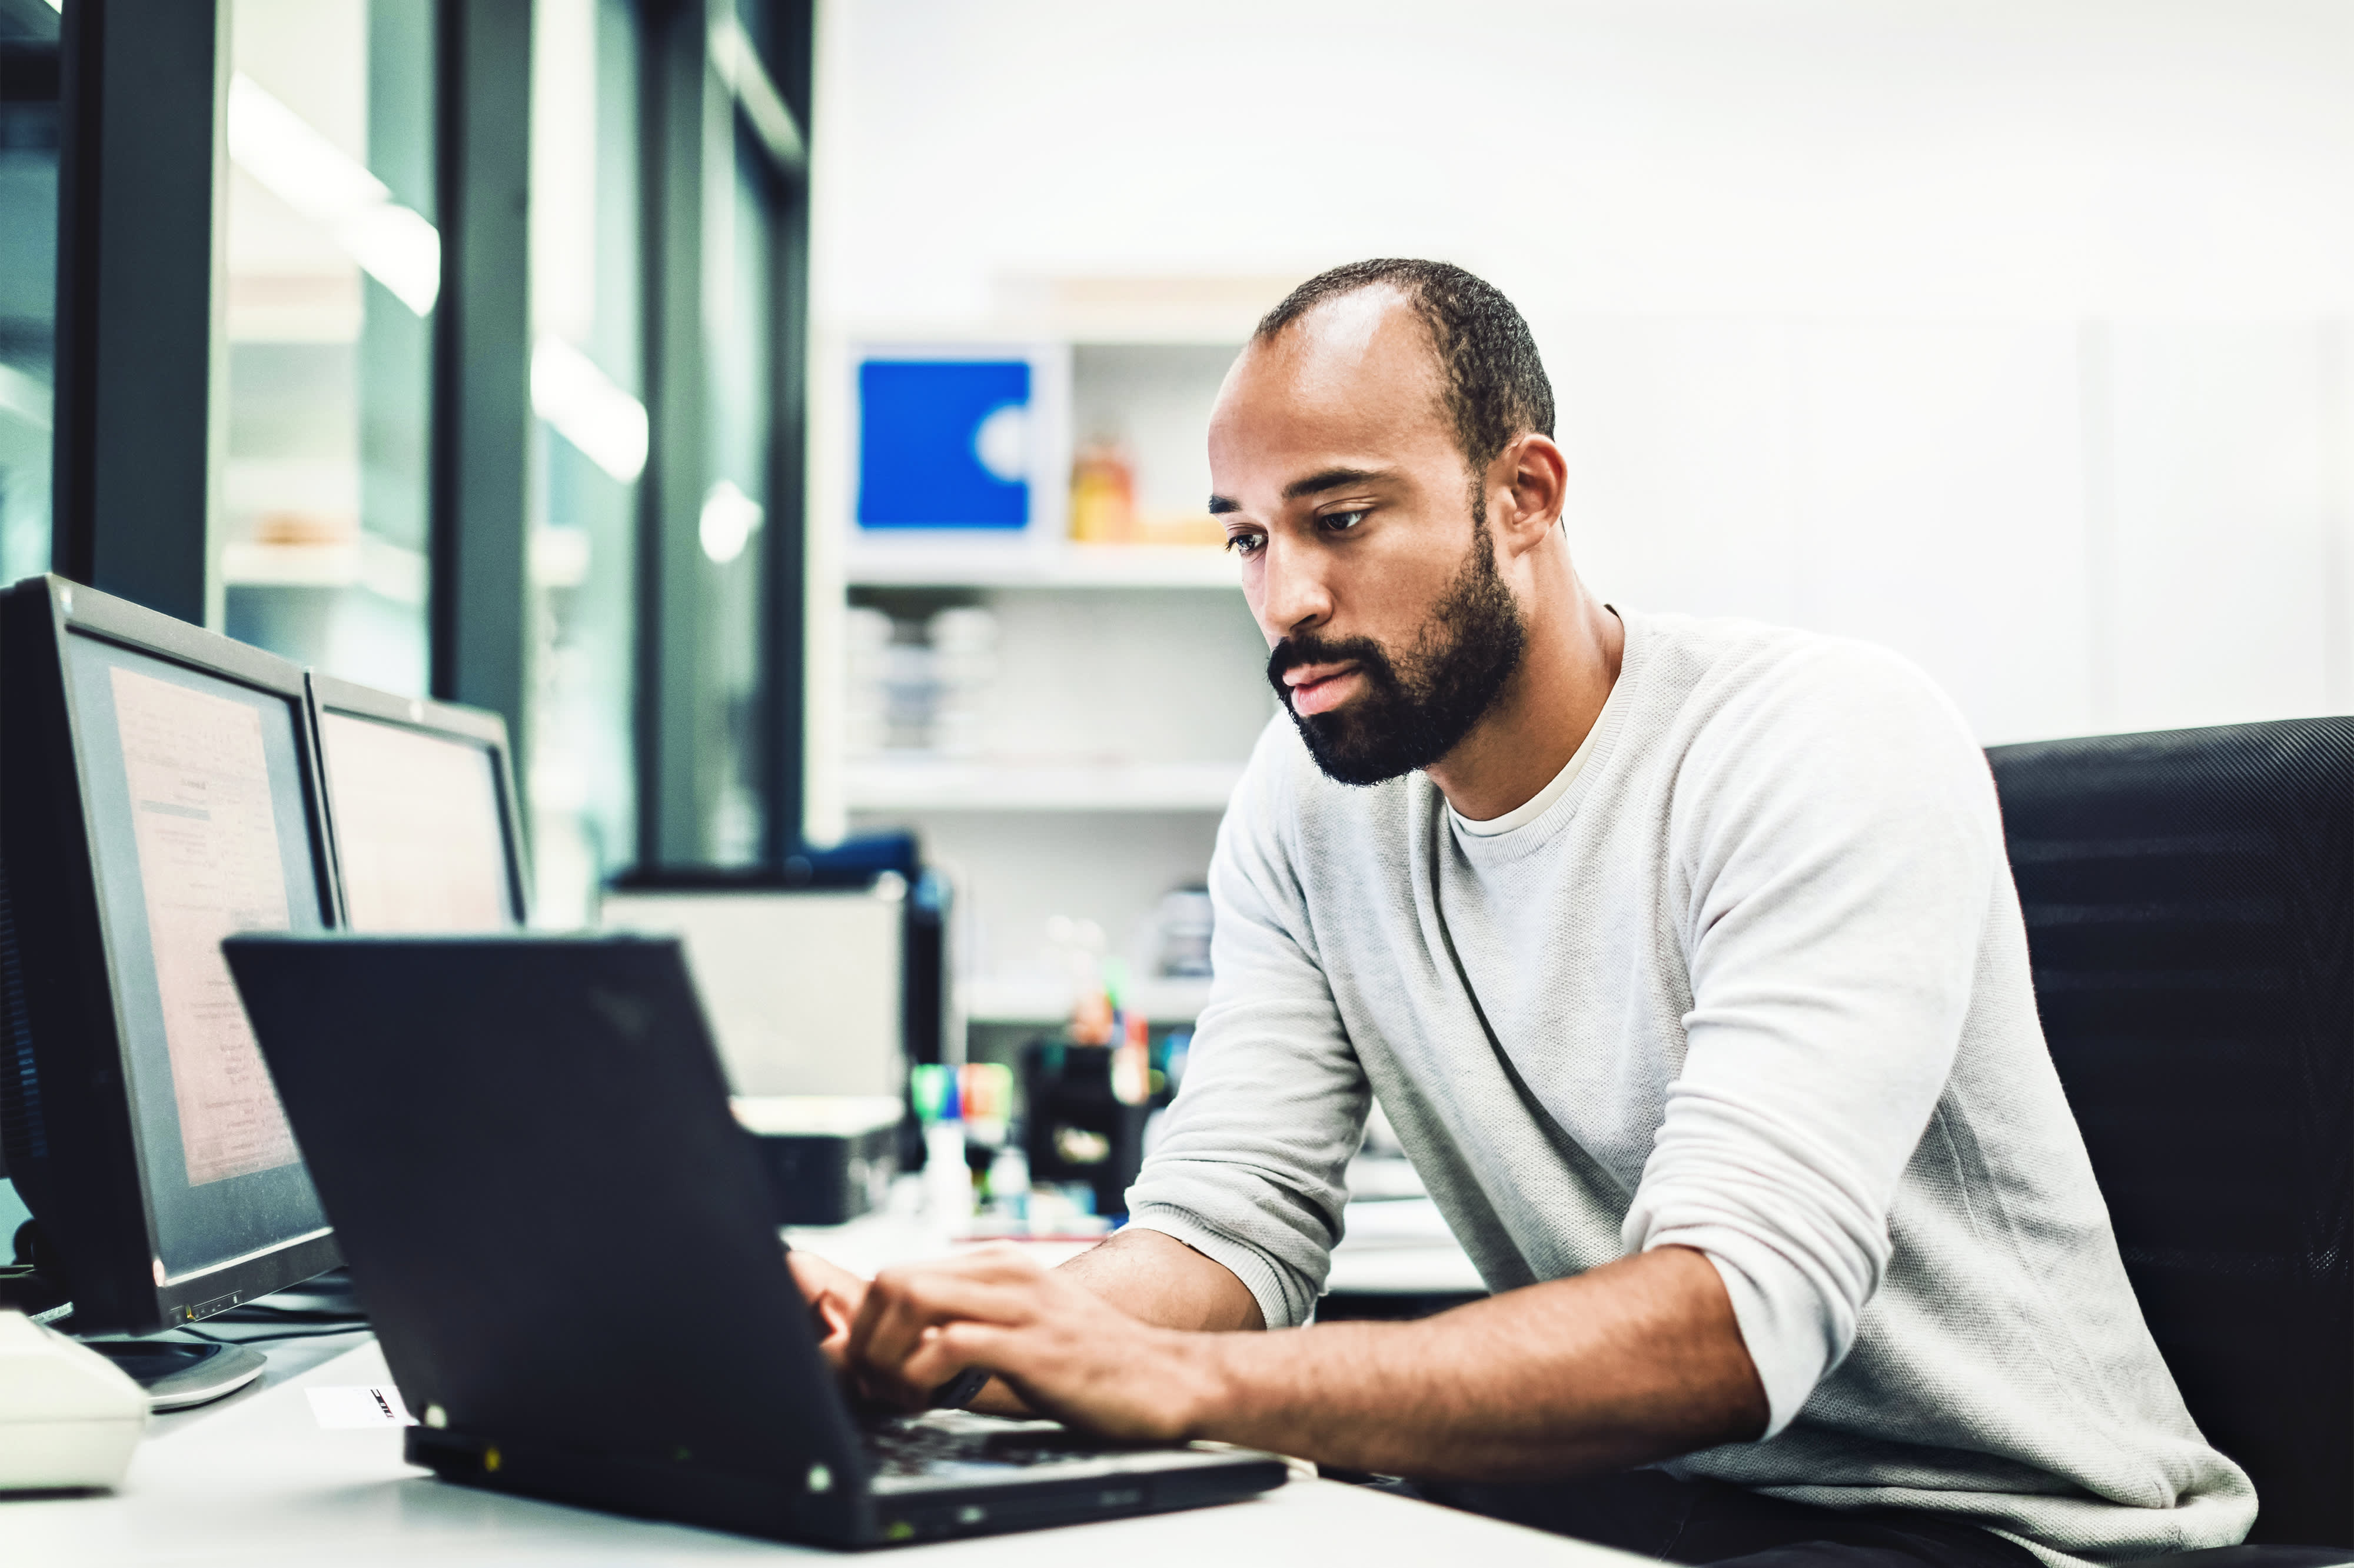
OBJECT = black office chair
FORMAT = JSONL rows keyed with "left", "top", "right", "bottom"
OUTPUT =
{"left": 1988, "top": 718, "right": 2354, "bottom": 1564}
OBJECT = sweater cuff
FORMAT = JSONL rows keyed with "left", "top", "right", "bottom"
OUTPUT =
{"left": 1122, "top": 1206, "right": 1310, "bottom": 1329}
{"left": 1648, "top": 1230, "right": 1835, "bottom": 1439}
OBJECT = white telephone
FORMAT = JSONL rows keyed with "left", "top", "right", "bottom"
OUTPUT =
{"left": 0, "top": 1309, "right": 148, "bottom": 1492}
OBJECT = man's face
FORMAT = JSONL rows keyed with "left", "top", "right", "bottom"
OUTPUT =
{"left": 1207, "top": 291, "right": 1526, "bottom": 786}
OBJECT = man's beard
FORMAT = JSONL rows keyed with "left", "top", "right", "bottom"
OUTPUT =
{"left": 1266, "top": 521, "right": 1527, "bottom": 787}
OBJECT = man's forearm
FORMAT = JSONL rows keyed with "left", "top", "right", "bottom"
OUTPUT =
{"left": 1058, "top": 1227, "right": 1266, "bottom": 1332}
{"left": 1176, "top": 1244, "right": 1766, "bottom": 1479}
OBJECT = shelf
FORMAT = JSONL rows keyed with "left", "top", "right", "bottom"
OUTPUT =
{"left": 222, "top": 541, "right": 361, "bottom": 588}
{"left": 962, "top": 973, "right": 1213, "bottom": 1026}
{"left": 220, "top": 538, "right": 428, "bottom": 607}
{"left": 846, "top": 543, "right": 1241, "bottom": 590}
{"left": 846, "top": 758, "right": 1244, "bottom": 814}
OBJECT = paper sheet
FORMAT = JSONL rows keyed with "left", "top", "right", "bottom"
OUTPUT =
{"left": 307, "top": 1385, "right": 417, "bottom": 1429}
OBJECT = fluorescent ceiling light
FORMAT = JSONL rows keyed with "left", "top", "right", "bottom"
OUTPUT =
{"left": 226, "top": 74, "right": 441, "bottom": 317}
{"left": 707, "top": 12, "right": 805, "bottom": 175}
{"left": 531, "top": 335, "right": 649, "bottom": 484}
{"left": 529, "top": 0, "right": 599, "bottom": 342}
{"left": 698, "top": 480, "right": 764, "bottom": 565}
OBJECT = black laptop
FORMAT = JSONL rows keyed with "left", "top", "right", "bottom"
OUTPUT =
{"left": 223, "top": 932, "right": 1288, "bottom": 1547}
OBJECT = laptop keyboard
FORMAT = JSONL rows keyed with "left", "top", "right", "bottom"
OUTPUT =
{"left": 857, "top": 1413, "right": 1145, "bottom": 1480}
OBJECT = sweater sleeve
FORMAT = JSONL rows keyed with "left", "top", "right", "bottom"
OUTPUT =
{"left": 1622, "top": 641, "right": 2003, "bottom": 1437}
{"left": 1123, "top": 723, "right": 1370, "bottom": 1329}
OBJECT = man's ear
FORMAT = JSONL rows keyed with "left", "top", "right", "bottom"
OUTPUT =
{"left": 1492, "top": 433, "right": 1569, "bottom": 559}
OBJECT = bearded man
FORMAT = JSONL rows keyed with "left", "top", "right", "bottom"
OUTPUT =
{"left": 792, "top": 261, "right": 2255, "bottom": 1568}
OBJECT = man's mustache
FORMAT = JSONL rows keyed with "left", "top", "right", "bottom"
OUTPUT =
{"left": 1267, "top": 634, "right": 1391, "bottom": 685}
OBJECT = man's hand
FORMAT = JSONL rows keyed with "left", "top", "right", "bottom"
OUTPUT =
{"left": 786, "top": 1249, "right": 867, "bottom": 1374}
{"left": 845, "top": 1246, "right": 1219, "bottom": 1440}
{"left": 789, "top": 1229, "right": 1256, "bottom": 1419}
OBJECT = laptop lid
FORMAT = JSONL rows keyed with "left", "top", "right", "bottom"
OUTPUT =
{"left": 222, "top": 933, "right": 866, "bottom": 1493}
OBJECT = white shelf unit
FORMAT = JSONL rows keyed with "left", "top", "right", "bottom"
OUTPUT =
{"left": 846, "top": 542, "right": 1240, "bottom": 590}
{"left": 833, "top": 340, "right": 1264, "bottom": 1037}
{"left": 218, "top": 537, "right": 428, "bottom": 606}
{"left": 962, "top": 973, "right": 1213, "bottom": 1026}
{"left": 846, "top": 758, "right": 1244, "bottom": 814}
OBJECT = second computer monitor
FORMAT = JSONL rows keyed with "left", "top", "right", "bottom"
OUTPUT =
{"left": 308, "top": 675, "right": 528, "bottom": 933}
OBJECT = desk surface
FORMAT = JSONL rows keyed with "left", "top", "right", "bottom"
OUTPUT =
{"left": 783, "top": 1193, "right": 1485, "bottom": 1299}
{"left": 12, "top": 1337, "right": 1630, "bottom": 1566}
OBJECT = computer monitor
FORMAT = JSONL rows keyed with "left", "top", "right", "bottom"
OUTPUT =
{"left": 0, "top": 575, "right": 342, "bottom": 1338}
{"left": 597, "top": 887, "right": 905, "bottom": 1098}
{"left": 307, "top": 674, "right": 527, "bottom": 932}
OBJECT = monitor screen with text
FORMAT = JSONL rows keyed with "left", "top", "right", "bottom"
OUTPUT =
{"left": 318, "top": 710, "right": 515, "bottom": 933}
{"left": 67, "top": 633, "right": 332, "bottom": 1283}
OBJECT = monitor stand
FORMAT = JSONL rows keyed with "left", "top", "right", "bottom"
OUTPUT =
{"left": 84, "top": 1339, "right": 267, "bottom": 1411}
{"left": 5, "top": 1223, "right": 276, "bottom": 1409}
{"left": 2, "top": 1254, "right": 267, "bottom": 1410}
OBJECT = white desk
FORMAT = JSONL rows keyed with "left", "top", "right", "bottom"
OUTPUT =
{"left": 782, "top": 1193, "right": 1485, "bottom": 1301}
{"left": 11, "top": 1337, "right": 1633, "bottom": 1566}
{"left": 1324, "top": 1197, "right": 1485, "bottom": 1297}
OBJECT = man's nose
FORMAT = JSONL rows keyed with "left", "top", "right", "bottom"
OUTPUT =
{"left": 1253, "top": 533, "right": 1334, "bottom": 642}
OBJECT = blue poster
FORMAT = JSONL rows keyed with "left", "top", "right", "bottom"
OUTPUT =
{"left": 856, "top": 359, "right": 1032, "bottom": 531}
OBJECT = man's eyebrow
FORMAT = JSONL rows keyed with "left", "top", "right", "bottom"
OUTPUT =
{"left": 1282, "top": 467, "right": 1391, "bottom": 501}
{"left": 1207, "top": 468, "right": 1394, "bottom": 515}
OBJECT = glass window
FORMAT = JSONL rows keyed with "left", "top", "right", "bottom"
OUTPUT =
{"left": 218, "top": 0, "right": 438, "bottom": 695}
{"left": 0, "top": 0, "right": 58, "bottom": 585}
{"left": 526, "top": 0, "right": 645, "bottom": 921}
{"left": 696, "top": 108, "right": 777, "bottom": 866}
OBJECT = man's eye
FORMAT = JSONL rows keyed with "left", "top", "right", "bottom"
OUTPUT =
{"left": 1225, "top": 532, "right": 1266, "bottom": 556}
{"left": 1322, "top": 509, "right": 1369, "bottom": 533}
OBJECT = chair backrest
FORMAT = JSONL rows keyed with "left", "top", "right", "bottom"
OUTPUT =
{"left": 1987, "top": 719, "right": 2354, "bottom": 1547}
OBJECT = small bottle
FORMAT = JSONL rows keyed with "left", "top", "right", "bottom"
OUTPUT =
{"left": 1068, "top": 439, "right": 1136, "bottom": 545}
{"left": 987, "top": 1145, "right": 1031, "bottom": 1229}
{"left": 1112, "top": 1007, "right": 1151, "bottom": 1107}
{"left": 925, "top": 1119, "right": 970, "bottom": 1230}
{"left": 911, "top": 1063, "right": 972, "bottom": 1229}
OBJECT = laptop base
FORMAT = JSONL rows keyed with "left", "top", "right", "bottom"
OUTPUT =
{"left": 409, "top": 1426, "right": 867, "bottom": 1546}
{"left": 408, "top": 1424, "right": 1289, "bottom": 1549}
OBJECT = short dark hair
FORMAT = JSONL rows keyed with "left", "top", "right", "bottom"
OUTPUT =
{"left": 1254, "top": 259, "right": 1555, "bottom": 480}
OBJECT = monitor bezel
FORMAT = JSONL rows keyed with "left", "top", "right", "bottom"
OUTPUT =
{"left": 0, "top": 574, "right": 344, "bottom": 1335}
{"left": 305, "top": 673, "right": 533, "bottom": 927}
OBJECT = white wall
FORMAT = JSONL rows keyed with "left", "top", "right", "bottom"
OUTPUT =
{"left": 1559, "top": 318, "right": 2354, "bottom": 740}
{"left": 810, "top": 0, "right": 2354, "bottom": 745}
{"left": 813, "top": 1, "right": 2354, "bottom": 322}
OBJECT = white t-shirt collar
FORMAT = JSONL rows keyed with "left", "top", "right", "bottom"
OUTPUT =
{"left": 1447, "top": 679, "right": 1620, "bottom": 838}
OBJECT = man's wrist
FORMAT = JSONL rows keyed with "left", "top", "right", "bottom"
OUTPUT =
{"left": 929, "top": 1367, "right": 993, "bottom": 1410}
{"left": 1172, "top": 1326, "right": 1246, "bottom": 1440}
{"left": 966, "top": 1376, "right": 1030, "bottom": 1419}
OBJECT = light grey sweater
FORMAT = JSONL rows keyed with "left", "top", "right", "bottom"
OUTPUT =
{"left": 1125, "top": 610, "right": 2255, "bottom": 1566}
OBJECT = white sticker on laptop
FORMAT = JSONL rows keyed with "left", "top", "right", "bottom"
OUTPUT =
{"left": 307, "top": 1385, "right": 418, "bottom": 1429}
